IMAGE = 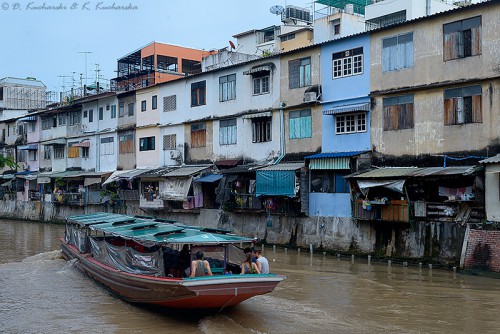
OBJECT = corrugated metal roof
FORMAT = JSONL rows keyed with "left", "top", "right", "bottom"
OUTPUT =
{"left": 194, "top": 174, "right": 223, "bottom": 183}
{"left": 258, "top": 162, "right": 305, "bottom": 171}
{"left": 323, "top": 103, "right": 370, "bottom": 115}
{"left": 220, "top": 164, "right": 264, "bottom": 174}
{"left": 165, "top": 165, "right": 212, "bottom": 177}
{"left": 480, "top": 154, "right": 500, "bottom": 164}
{"left": 351, "top": 166, "right": 479, "bottom": 179}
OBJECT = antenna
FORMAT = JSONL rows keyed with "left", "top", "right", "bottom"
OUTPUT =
{"left": 270, "top": 5, "right": 285, "bottom": 15}
{"left": 77, "top": 51, "right": 93, "bottom": 87}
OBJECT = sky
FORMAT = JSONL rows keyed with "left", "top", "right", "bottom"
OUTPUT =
{"left": 0, "top": 0, "right": 313, "bottom": 95}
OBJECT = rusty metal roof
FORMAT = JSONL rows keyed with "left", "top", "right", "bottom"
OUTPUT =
{"left": 258, "top": 162, "right": 305, "bottom": 172}
{"left": 351, "top": 166, "right": 479, "bottom": 179}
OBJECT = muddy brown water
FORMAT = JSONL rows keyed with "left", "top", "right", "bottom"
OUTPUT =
{"left": 0, "top": 219, "right": 499, "bottom": 333}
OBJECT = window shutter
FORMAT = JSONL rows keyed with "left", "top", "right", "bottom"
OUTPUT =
{"left": 289, "top": 59, "right": 300, "bottom": 89}
{"left": 471, "top": 26, "right": 481, "bottom": 56}
{"left": 444, "top": 98, "right": 456, "bottom": 125}
{"left": 163, "top": 95, "right": 177, "bottom": 112}
{"left": 472, "top": 94, "right": 482, "bottom": 123}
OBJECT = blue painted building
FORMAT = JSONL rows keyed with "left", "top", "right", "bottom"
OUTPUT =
{"left": 307, "top": 33, "right": 371, "bottom": 217}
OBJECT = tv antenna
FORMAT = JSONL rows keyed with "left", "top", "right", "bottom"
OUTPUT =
{"left": 270, "top": 5, "right": 285, "bottom": 15}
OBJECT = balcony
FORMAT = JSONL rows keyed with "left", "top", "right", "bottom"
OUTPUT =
{"left": 352, "top": 199, "right": 412, "bottom": 223}
{"left": 227, "top": 193, "right": 263, "bottom": 211}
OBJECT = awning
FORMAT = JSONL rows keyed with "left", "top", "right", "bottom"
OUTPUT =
{"left": 18, "top": 144, "right": 38, "bottom": 150}
{"left": 72, "top": 141, "right": 91, "bottom": 148}
{"left": 15, "top": 173, "right": 38, "bottom": 181}
{"left": 357, "top": 179, "right": 406, "bottom": 196}
{"left": 243, "top": 65, "right": 272, "bottom": 75}
{"left": 84, "top": 177, "right": 102, "bottom": 187}
{"left": 256, "top": 163, "right": 304, "bottom": 197}
{"left": 43, "top": 138, "right": 66, "bottom": 146}
{"left": 194, "top": 174, "right": 223, "bottom": 183}
{"left": 1, "top": 180, "right": 12, "bottom": 187}
{"left": 37, "top": 176, "right": 51, "bottom": 184}
{"left": 102, "top": 169, "right": 151, "bottom": 185}
{"left": 161, "top": 176, "right": 192, "bottom": 201}
{"left": 242, "top": 111, "right": 272, "bottom": 119}
{"left": 323, "top": 102, "right": 370, "bottom": 115}
{"left": 17, "top": 116, "right": 37, "bottom": 122}
{"left": 306, "top": 151, "right": 368, "bottom": 170}
{"left": 164, "top": 165, "right": 212, "bottom": 177}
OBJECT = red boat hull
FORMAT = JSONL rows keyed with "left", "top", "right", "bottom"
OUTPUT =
{"left": 61, "top": 239, "right": 284, "bottom": 309}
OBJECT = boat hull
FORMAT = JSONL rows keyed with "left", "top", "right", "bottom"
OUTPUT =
{"left": 61, "top": 239, "right": 283, "bottom": 309}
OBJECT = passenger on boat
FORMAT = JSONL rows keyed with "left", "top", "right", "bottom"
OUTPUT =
{"left": 240, "top": 252, "right": 260, "bottom": 274}
{"left": 178, "top": 244, "right": 191, "bottom": 276}
{"left": 243, "top": 247, "right": 257, "bottom": 263}
{"left": 255, "top": 249, "right": 269, "bottom": 274}
{"left": 189, "top": 251, "right": 213, "bottom": 278}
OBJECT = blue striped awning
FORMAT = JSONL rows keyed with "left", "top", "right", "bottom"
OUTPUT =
{"left": 305, "top": 151, "right": 368, "bottom": 170}
{"left": 17, "top": 116, "right": 37, "bottom": 122}
{"left": 323, "top": 102, "right": 370, "bottom": 115}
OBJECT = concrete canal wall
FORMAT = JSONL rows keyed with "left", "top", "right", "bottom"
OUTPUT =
{"left": 463, "top": 229, "right": 500, "bottom": 272}
{"left": 0, "top": 200, "right": 474, "bottom": 267}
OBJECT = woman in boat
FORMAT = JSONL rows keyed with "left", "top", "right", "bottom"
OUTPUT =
{"left": 240, "top": 252, "right": 260, "bottom": 274}
{"left": 189, "top": 251, "right": 213, "bottom": 278}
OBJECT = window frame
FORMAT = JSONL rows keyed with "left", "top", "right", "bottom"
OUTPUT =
{"left": 289, "top": 109, "right": 312, "bottom": 139}
{"left": 190, "top": 123, "right": 206, "bottom": 148}
{"left": 382, "top": 32, "right": 414, "bottom": 72}
{"left": 443, "top": 16, "right": 481, "bottom": 61}
{"left": 335, "top": 112, "right": 367, "bottom": 134}
{"left": 139, "top": 136, "right": 155, "bottom": 151}
{"left": 332, "top": 47, "right": 364, "bottom": 79}
{"left": 444, "top": 85, "right": 482, "bottom": 125}
{"left": 219, "top": 118, "right": 237, "bottom": 146}
{"left": 253, "top": 75, "right": 270, "bottom": 95}
{"left": 251, "top": 117, "right": 272, "bottom": 143}
{"left": 219, "top": 74, "right": 236, "bottom": 102}
{"left": 191, "top": 80, "right": 206, "bottom": 107}
{"left": 382, "top": 95, "right": 414, "bottom": 131}
{"left": 289, "top": 57, "right": 312, "bottom": 89}
{"left": 152, "top": 95, "right": 158, "bottom": 110}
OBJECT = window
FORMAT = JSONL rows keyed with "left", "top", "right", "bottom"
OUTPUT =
{"left": 106, "top": 104, "right": 110, "bottom": 111}
{"left": 289, "top": 109, "right": 312, "bottom": 139}
{"left": 111, "top": 105, "right": 117, "bottom": 119}
{"left": 252, "top": 117, "right": 272, "bottom": 143}
{"left": 163, "top": 134, "right": 177, "bottom": 150}
{"left": 280, "top": 33, "right": 295, "bottom": 42}
{"left": 444, "top": 16, "right": 481, "bottom": 61}
{"left": 28, "top": 150, "right": 37, "bottom": 162}
{"left": 43, "top": 147, "right": 51, "bottom": 160}
{"left": 119, "top": 102, "right": 124, "bottom": 117}
{"left": 333, "top": 19, "right": 341, "bottom": 35}
{"left": 191, "top": 123, "right": 206, "bottom": 148}
{"left": 139, "top": 136, "right": 155, "bottom": 151}
{"left": 128, "top": 103, "right": 134, "bottom": 116}
{"left": 0, "top": 87, "right": 3, "bottom": 100}
{"left": 83, "top": 110, "right": 88, "bottom": 118}
{"left": 383, "top": 95, "right": 414, "bottom": 131}
{"left": 54, "top": 146, "right": 65, "bottom": 159}
{"left": 67, "top": 112, "right": 81, "bottom": 126}
{"left": 289, "top": 57, "right": 311, "bottom": 89}
{"left": 82, "top": 147, "right": 89, "bottom": 158}
{"left": 163, "top": 95, "right": 176, "bottom": 112}
{"left": 158, "top": 56, "right": 178, "bottom": 72}
{"left": 310, "top": 170, "right": 349, "bottom": 193}
{"left": 444, "top": 85, "right": 482, "bottom": 125}
{"left": 58, "top": 113, "right": 66, "bottom": 126}
{"left": 68, "top": 142, "right": 79, "bottom": 158}
{"left": 220, "top": 119, "right": 237, "bottom": 145}
{"left": 191, "top": 81, "right": 206, "bottom": 107}
{"left": 29, "top": 122, "right": 35, "bottom": 132}
{"left": 182, "top": 59, "right": 201, "bottom": 75}
{"left": 336, "top": 113, "right": 366, "bottom": 134}
{"left": 119, "top": 132, "right": 134, "bottom": 154}
{"left": 17, "top": 150, "right": 26, "bottom": 163}
{"left": 253, "top": 75, "right": 270, "bottom": 95}
{"left": 88, "top": 109, "right": 93, "bottom": 122}
{"left": 41, "top": 117, "right": 52, "bottom": 130}
{"left": 382, "top": 32, "right": 414, "bottom": 72}
{"left": 100, "top": 137, "right": 114, "bottom": 155}
{"left": 141, "top": 100, "right": 146, "bottom": 112}
{"left": 152, "top": 95, "right": 157, "bottom": 110}
{"left": 99, "top": 107, "right": 103, "bottom": 120}
{"left": 219, "top": 74, "right": 236, "bottom": 102}
{"left": 333, "top": 47, "right": 363, "bottom": 78}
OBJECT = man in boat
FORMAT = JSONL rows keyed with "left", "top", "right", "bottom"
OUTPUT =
{"left": 189, "top": 251, "right": 213, "bottom": 278}
{"left": 255, "top": 248, "right": 269, "bottom": 274}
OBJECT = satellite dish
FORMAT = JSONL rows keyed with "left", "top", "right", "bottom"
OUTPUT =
{"left": 270, "top": 5, "right": 285, "bottom": 15}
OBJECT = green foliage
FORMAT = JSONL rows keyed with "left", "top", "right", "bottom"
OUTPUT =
{"left": 0, "top": 155, "right": 16, "bottom": 170}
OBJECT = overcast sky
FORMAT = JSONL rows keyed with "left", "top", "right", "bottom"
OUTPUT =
{"left": 0, "top": 0, "right": 313, "bottom": 94}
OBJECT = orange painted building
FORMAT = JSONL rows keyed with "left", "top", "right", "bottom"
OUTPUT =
{"left": 112, "top": 42, "right": 216, "bottom": 91}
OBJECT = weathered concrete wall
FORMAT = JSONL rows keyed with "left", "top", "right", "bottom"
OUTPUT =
{"left": 464, "top": 229, "right": 500, "bottom": 272}
{"left": 0, "top": 200, "right": 471, "bottom": 266}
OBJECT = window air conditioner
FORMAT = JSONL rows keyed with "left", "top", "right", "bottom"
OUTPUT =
{"left": 170, "top": 150, "right": 180, "bottom": 159}
{"left": 304, "top": 92, "right": 317, "bottom": 102}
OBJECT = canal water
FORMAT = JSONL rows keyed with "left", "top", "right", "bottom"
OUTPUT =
{"left": 1, "top": 219, "right": 499, "bottom": 334}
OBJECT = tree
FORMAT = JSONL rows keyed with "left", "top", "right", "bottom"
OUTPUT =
{"left": 0, "top": 154, "right": 16, "bottom": 170}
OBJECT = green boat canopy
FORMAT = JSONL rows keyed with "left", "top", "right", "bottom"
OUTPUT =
{"left": 67, "top": 212, "right": 255, "bottom": 245}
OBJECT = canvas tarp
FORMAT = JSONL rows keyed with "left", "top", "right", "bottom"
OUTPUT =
{"left": 161, "top": 176, "right": 192, "bottom": 201}
{"left": 356, "top": 179, "right": 406, "bottom": 195}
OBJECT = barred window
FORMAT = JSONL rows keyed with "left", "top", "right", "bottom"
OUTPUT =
{"left": 163, "top": 95, "right": 177, "bottom": 112}
{"left": 163, "top": 134, "right": 177, "bottom": 150}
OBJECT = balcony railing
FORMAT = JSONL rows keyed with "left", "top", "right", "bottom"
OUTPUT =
{"left": 227, "top": 193, "right": 262, "bottom": 211}
{"left": 352, "top": 199, "right": 412, "bottom": 222}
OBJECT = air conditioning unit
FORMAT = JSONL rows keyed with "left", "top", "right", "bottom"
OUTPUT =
{"left": 170, "top": 150, "right": 181, "bottom": 159}
{"left": 304, "top": 92, "right": 317, "bottom": 103}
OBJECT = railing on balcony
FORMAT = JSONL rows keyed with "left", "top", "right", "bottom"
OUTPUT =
{"left": 228, "top": 193, "right": 262, "bottom": 211}
{"left": 118, "top": 189, "right": 139, "bottom": 201}
{"left": 352, "top": 199, "right": 412, "bottom": 222}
